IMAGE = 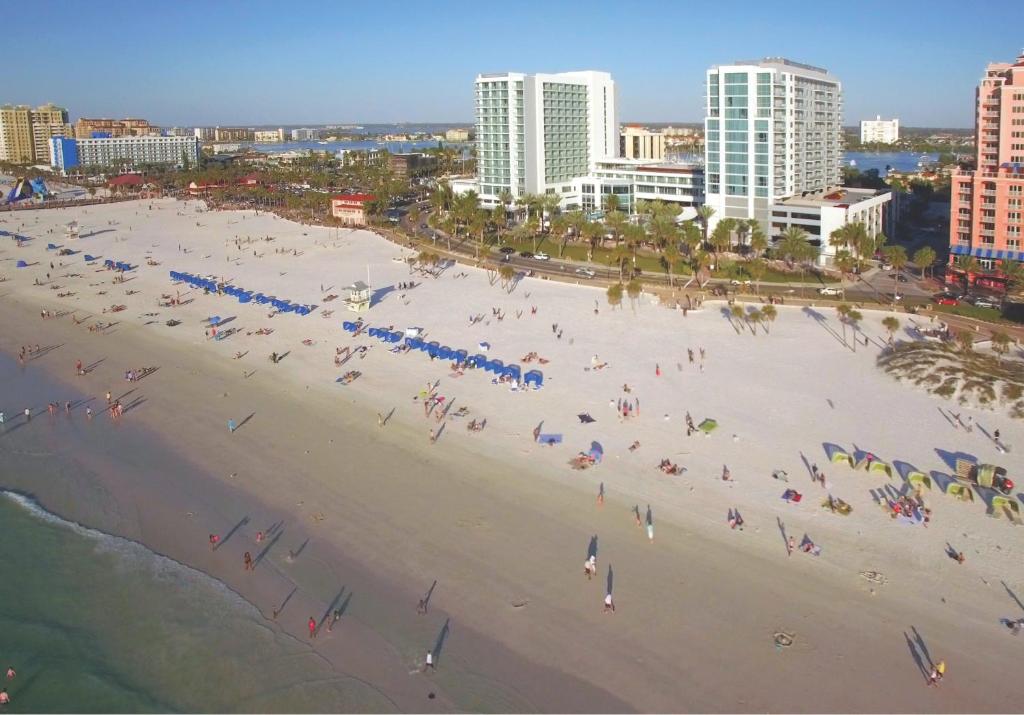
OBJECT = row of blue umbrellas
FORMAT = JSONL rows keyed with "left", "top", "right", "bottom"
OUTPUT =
{"left": 344, "top": 323, "right": 543, "bottom": 386}
{"left": 105, "top": 259, "right": 132, "bottom": 271}
{"left": 169, "top": 270, "right": 315, "bottom": 316}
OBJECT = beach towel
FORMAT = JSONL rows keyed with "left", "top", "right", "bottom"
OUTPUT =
{"left": 782, "top": 489, "right": 803, "bottom": 503}
{"left": 536, "top": 433, "right": 563, "bottom": 445}
{"left": 577, "top": 413, "right": 596, "bottom": 423}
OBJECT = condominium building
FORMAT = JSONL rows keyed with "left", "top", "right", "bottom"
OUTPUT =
{"left": 75, "top": 118, "right": 159, "bottom": 139}
{"left": 254, "top": 128, "right": 286, "bottom": 143}
{"left": 388, "top": 152, "right": 437, "bottom": 179}
{"left": 473, "top": 70, "right": 618, "bottom": 205}
{"left": 214, "top": 127, "right": 253, "bottom": 142}
{"left": 704, "top": 58, "right": 885, "bottom": 263}
{"left": 0, "top": 104, "right": 71, "bottom": 164}
{"left": 194, "top": 127, "right": 215, "bottom": 141}
{"left": 49, "top": 135, "right": 200, "bottom": 172}
{"left": 620, "top": 125, "right": 665, "bottom": 160}
{"left": 444, "top": 127, "right": 471, "bottom": 142}
{"left": 860, "top": 115, "right": 899, "bottom": 144}
{"left": 290, "top": 128, "right": 319, "bottom": 141}
{"left": 948, "top": 50, "right": 1024, "bottom": 284}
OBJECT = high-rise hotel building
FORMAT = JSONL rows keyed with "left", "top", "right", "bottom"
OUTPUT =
{"left": 473, "top": 71, "right": 617, "bottom": 206}
{"left": 948, "top": 50, "right": 1024, "bottom": 281}
{"left": 704, "top": 58, "right": 888, "bottom": 263}
{"left": 0, "top": 103, "right": 71, "bottom": 164}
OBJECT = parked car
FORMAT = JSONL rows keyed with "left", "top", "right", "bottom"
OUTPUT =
{"left": 499, "top": 246, "right": 515, "bottom": 254}
{"left": 880, "top": 261, "right": 893, "bottom": 271}
{"left": 968, "top": 294, "right": 1002, "bottom": 310}
{"left": 933, "top": 292, "right": 959, "bottom": 306}
{"left": 889, "top": 273, "right": 909, "bottom": 283}
{"left": 575, "top": 267, "right": 596, "bottom": 279}
{"left": 534, "top": 252, "right": 550, "bottom": 261}
{"left": 818, "top": 286, "right": 841, "bottom": 296}
{"left": 519, "top": 250, "right": 534, "bottom": 259}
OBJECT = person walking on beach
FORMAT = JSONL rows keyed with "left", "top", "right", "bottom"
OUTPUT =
{"left": 106, "top": 390, "right": 112, "bottom": 405}
{"left": 308, "top": 617, "right": 317, "bottom": 639}
{"left": 23, "top": 408, "right": 31, "bottom": 422}
{"left": 209, "top": 534, "right": 220, "bottom": 551}
{"left": 787, "top": 535, "right": 795, "bottom": 556}
{"left": 243, "top": 552, "right": 253, "bottom": 571}
{"left": 585, "top": 555, "right": 597, "bottom": 580}
{"left": 328, "top": 609, "right": 341, "bottom": 632}
{"left": 75, "top": 359, "right": 82, "bottom": 375}
{"left": 228, "top": 419, "right": 237, "bottom": 434}
{"left": 927, "top": 660, "right": 946, "bottom": 686}
{"left": 86, "top": 407, "right": 93, "bottom": 419}
{"left": 603, "top": 592, "right": 615, "bottom": 614}
{"left": 597, "top": 482, "right": 604, "bottom": 507}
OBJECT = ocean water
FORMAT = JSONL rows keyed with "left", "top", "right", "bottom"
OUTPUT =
{"left": 843, "top": 151, "right": 940, "bottom": 175}
{"left": 0, "top": 352, "right": 393, "bottom": 713}
{"left": 0, "top": 490, "right": 392, "bottom": 713}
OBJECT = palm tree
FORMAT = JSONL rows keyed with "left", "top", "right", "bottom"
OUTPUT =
{"left": 728, "top": 304, "right": 745, "bottom": 334}
{"left": 661, "top": 242, "right": 681, "bottom": 287}
{"left": 709, "top": 218, "right": 736, "bottom": 259}
{"left": 691, "top": 250, "right": 712, "bottom": 287}
{"left": 912, "top": 246, "right": 936, "bottom": 280}
{"left": 563, "top": 210, "right": 586, "bottom": 258}
{"left": 778, "top": 226, "right": 809, "bottom": 267}
{"left": 604, "top": 193, "right": 621, "bottom": 214}
{"left": 550, "top": 215, "right": 570, "bottom": 258}
{"left": 761, "top": 304, "right": 777, "bottom": 334}
{"left": 492, "top": 204, "right": 507, "bottom": 244}
{"left": 625, "top": 278, "right": 643, "bottom": 311}
{"left": 606, "top": 282, "right": 624, "bottom": 310}
{"left": 881, "top": 315, "right": 900, "bottom": 345}
{"left": 540, "top": 193, "right": 561, "bottom": 232}
{"left": 497, "top": 188, "right": 513, "bottom": 209}
{"left": 882, "top": 245, "right": 908, "bottom": 301}
{"left": 990, "top": 331, "right": 1011, "bottom": 361}
{"left": 748, "top": 258, "right": 767, "bottom": 295}
{"left": 747, "top": 308, "right": 763, "bottom": 335}
{"left": 735, "top": 220, "right": 750, "bottom": 251}
{"left": 955, "top": 330, "right": 974, "bottom": 353}
{"left": 605, "top": 210, "right": 628, "bottom": 248}
{"left": 846, "top": 309, "right": 863, "bottom": 352}
{"left": 679, "top": 220, "right": 701, "bottom": 257}
{"left": 696, "top": 204, "right": 715, "bottom": 250}
{"left": 748, "top": 220, "right": 768, "bottom": 258}
{"left": 836, "top": 303, "right": 851, "bottom": 346}
{"left": 498, "top": 264, "right": 515, "bottom": 291}
{"left": 611, "top": 241, "right": 632, "bottom": 282}
{"left": 468, "top": 210, "right": 487, "bottom": 260}
{"left": 582, "top": 220, "right": 603, "bottom": 262}
{"left": 999, "top": 260, "right": 1024, "bottom": 294}
{"left": 833, "top": 250, "right": 856, "bottom": 301}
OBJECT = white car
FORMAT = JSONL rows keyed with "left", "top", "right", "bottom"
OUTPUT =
{"left": 575, "top": 267, "right": 596, "bottom": 279}
{"left": 818, "top": 286, "right": 841, "bottom": 296}
{"left": 534, "top": 252, "right": 550, "bottom": 261}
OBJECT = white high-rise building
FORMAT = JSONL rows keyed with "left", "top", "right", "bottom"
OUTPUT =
{"left": 703, "top": 58, "right": 889, "bottom": 264}
{"left": 472, "top": 71, "right": 617, "bottom": 206}
{"left": 860, "top": 115, "right": 899, "bottom": 144}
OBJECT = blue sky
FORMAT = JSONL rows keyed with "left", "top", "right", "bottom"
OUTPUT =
{"left": 8, "top": 0, "right": 1022, "bottom": 127}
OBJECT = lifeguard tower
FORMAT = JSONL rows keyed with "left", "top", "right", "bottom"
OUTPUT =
{"left": 345, "top": 280, "right": 371, "bottom": 313}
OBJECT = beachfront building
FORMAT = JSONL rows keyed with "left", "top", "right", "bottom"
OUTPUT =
{"left": 290, "top": 128, "right": 319, "bottom": 141}
{"left": 947, "top": 50, "right": 1024, "bottom": 289}
{"left": 445, "top": 127, "right": 471, "bottom": 142}
{"left": 254, "top": 129, "right": 286, "bottom": 143}
{"left": 580, "top": 158, "right": 704, "bottom": 217}
{"left": 472, "top": 70, "right": 618, "bottom": 207}
{"left": 860, "top": 115, "right": 899, "bottom": 144}
{"left": 0, "top": 104, "right": 71, "bottom": 164}
{"left": 620, "top": 125, "right": 666, "bottom": 160}
{"left": 194, "top": 127, "right": 215, "bottom": 141}
{"left": 331, "top": 193, "right": 375, "bottom": 225}
{"left": 75, "top": 118, "right": 160, "bottom": 139}
{"left": 703, "top": 58, "right": 888, "bottom": 264}
{"left": 389, "top": 152, "right": 437, "bottom": 179}
{"left": 214, "top": 127, "right": 254, "bottom": 142}
{"left": 49, "top": 135, "right": 200, "bottom": 172}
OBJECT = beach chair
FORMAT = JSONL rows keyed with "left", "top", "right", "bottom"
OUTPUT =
{"left": 825, "top": 445, "right": 854, "bottom": 468}
{"left": 867, "top": 461, "right": 894, "bottom": 479}
{"left": 906, "top": 471, "right": 932, "bottom": 491}
{"left": 944, "top": 482, "right": 975, "bottom": 502}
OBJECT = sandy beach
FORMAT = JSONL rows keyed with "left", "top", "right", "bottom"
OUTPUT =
{"left": 1, "top": 197, "right": 1022, "bottom": 712}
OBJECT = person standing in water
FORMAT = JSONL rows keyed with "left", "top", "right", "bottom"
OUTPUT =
{"left": 308, "top": 617, "right": 317, "bottom": 639}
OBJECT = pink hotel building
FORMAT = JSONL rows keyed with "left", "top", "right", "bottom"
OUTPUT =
{"left": 948, "top": 50, "right": 1024, "bottom": 289}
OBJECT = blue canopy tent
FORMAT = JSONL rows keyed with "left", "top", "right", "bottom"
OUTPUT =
{"left": 46, "top": 243, "right": 57, "bottom": 250}
{"left": 486, "top": 359, "right": 504, "bottom": 374}
{"left": 468, "top": 354, "right": 487, "bottom": 367}
{"left": 388, "top": 331, "right": 402, "bottom": 343}
{"left": 452, "top": 349, "right": 468, "bottom": 364}
{"left": 504, "top": 364, "right": 522, "bottom": 381}
{"left": 208, "top": 316, "right": 221, "bottom": 325}
{"left": 524, "top": 370, "right": 544, "bottom": 387}
{"left": 238, "top": 294, "right": 252, "bottom": 304}
{"left": 437, "top": 346, "right": 453, "bottom": 360}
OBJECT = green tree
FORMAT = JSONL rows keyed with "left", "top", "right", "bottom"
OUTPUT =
{"left": 661, "top": 242, "right": 682, "bottom": 288}
{"left": 834, "top": 250, "right": 857, "bottom": 301}
{"left": 779, "top": 226, "right": 810, "bottom": 266}
{"left": 603, "top": 193, "right": 621, "bottom": 214}
{"left": 990, "top": 331, "right": 1012, "bottom": 361}
{"left": 846, "top": 309, "right": 863, "bottom": 352}
{"left": 498, "top": 264, "right": 515, "bottom": 291}
{"left": 679, "top": 220, "right": 701, "bottom": 256}
{"left": 748, "top": 258, "right": 767, "bottom": 296}
{"left": 747, "top": 308, "right": 763, "bottom": 335}
{"left": 882, "top": 315, "right": 900, "bottom": 345}
{"left": 696, "top": 204, "right": 715, "bottom": 249}
{"left": 999, "top": 260, "right": 1024, "bottom": 294}
{"left": 605, "top": 210, "right": 628, "bottom": 248}
{"left": 761, "top": 304, "right": 777, "bottom": 334}
{"left": 582, "top": 220, "right": 603, "bottom": 262}
{"left": 709, "top": 218, "right": 737, "bottom": 258}
{"left": 626, "top": 278, "right": 643, "bottom": 311}
{"left": 606, "top": 282, "right": 624, "bottom": 310}
{"left": 747, "top": 220, "right": 768, "bottom": 257}
{"left": 955, "top": 330, "right": 974, "bottom": 353}
{"left": 728, "top": 304, "right": 746, "bottom": 334}
{"left": 882, "top": 245, "right": 909, "bottom": 301}
{"left": 492, "top": 204, "right": 507, "bottom": 244}
{"left": 912, "top": 246, "right": 937, "bottom": 279}
{"left": 836, "top": 303, "right": 851, "bottom": 346}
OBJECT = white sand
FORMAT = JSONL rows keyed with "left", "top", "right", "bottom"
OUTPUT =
{"left": 2, "top": 198, "right": 1023, "bottom": 711}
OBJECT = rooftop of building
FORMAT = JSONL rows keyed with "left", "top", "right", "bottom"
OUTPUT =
{"left": 777, "top": 186, "right": 889, "bottom": 209}
{"left": 332, "top": 193, "right": 375, "bottom": 203}
{"left": 711, "top": 57, "right": 834, "bottom": 79}
{"left": 594, "top": 157, "right": 702, "bottom": 173}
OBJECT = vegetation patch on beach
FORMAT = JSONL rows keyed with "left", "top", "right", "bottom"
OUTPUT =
{"left": 878, "top": 341, "right": 1024, "bottom": 418}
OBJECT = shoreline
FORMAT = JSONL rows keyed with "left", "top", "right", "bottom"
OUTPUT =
{"left": 1, "top": 198, "right": 1022, "bottom": 712}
